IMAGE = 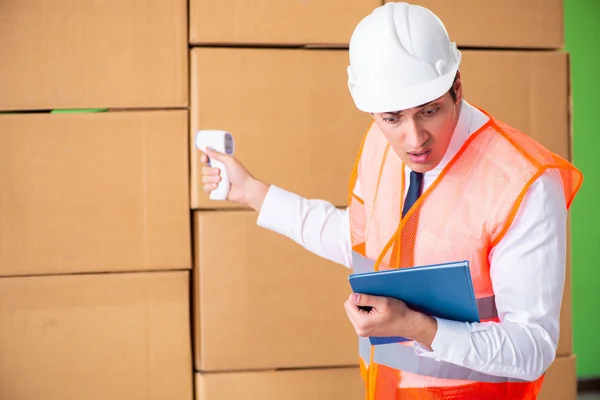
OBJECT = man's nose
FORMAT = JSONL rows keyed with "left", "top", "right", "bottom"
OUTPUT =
{"left": 405, "top": 119, "right": 428, "bottom": 149}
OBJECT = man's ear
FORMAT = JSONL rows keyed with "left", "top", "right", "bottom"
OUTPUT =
{"left": 454, "top": 71, "right": 463, "bottom": 104}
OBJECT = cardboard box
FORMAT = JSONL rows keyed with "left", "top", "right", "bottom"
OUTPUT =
{"left": 538, "top": 356, "right": 577, "bottom": 400}
{"left": 387, "top": 0, "right": 564, "bottom": 49}
{"left": 196, "top": 367, "right": 364, "bottom": 400}
{"left": 193, "top": 211, "right": 358, "bottom": 372}
{"left": 190, "top": 48, "right": 371, "bottom": 209}
{"left": 189, "top": 0, "right": 380, "bottom": 46}
{"left": 461, "top": 51, "right": 570, "bottom": 160}
{"left": 194, "top": 358, "right": 575, "bottom": 400}
{"left": 0, "top": 271, "right": 193, "bottom": 400}
{"left": 190, "top": 0, "right": 564, "bottom": 48}
{"left": 190, "top": 49, "right": 570, "bottom": 209}
{"left": 0, "top": 111, "right": 191, "bottom": 277}
{"left": 0, "top": 0, "right": 187, "bottom": 111}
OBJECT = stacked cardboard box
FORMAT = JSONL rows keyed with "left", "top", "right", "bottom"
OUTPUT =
{"left": 189, "top": 3, "right": 376, "bottom": 398}
{"left": 0, "top": 1, "right": 193, "bottom": 399}
{"left": 189, "top": 1, "right": 576, "bottom": 399}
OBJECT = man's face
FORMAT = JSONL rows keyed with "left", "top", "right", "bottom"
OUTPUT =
{"left": 371, "top": 76, "right": 463, "bottom": 173}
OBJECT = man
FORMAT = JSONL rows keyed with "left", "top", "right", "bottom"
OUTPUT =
{"left": 200, "top": 2, "right": 583, "bottom": 399}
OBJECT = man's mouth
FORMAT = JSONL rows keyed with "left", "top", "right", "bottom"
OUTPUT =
{"left": 408, "top": 149, "right": 430, "bottom": 156}
{"left": 407, "top": 149, "right": 432, "bottom": 164}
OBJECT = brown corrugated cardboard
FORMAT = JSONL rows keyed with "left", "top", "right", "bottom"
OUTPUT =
{"left": 190, "top": 0, "right": 563, "bottom": 48}
{"left": 190, "top": 48, "right": 371, "bottom": 209}
{"left": 0, "top": 111, "right": 191, "bottom": 276}
{"left": 190, "top": 49, "right": 570, "bottom": 209}
{"left": 538, "top": 356, "right": 577, "bottom": 400}
{"left": 189, "top": 0, "right": 380, "bottom": 46}
{"left": 193, "top": 211, "right": 357, "bottom": 372}
{"left": 192, "top": 205, "right": 573, "bottom": 371}
{"left": 461, "top": 51, "right": 570, "bottom": 160}
{"left": 0, "top": 271, "right": 193, "bottom": 400}
{"left": 387, "top": 0, "right": 563, "bottom": 49}
{"left": 0, "top": 0, "right": 187, "bottom": 111}
{"left": 196, "top": 367, "right": 364, "bottom": 400}
{"left": 194, "top": 357, "right": 577, "bottom": 400}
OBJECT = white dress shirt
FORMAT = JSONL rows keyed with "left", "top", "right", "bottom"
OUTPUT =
{"left": 256, "top": 100, "right": 567, "bottom": 382}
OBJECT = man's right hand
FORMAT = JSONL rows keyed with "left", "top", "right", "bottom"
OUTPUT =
{"left": 200, "top": 148, "right": 270, "bottom": 211}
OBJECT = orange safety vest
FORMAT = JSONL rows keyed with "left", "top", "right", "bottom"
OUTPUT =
{"left": 347, "top": 107, "right": 583, "bottom": 400}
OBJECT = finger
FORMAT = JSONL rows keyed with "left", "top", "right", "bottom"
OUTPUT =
{"left": 345, "top": 299, "right": 370, "bottom": 337}
{"left": 200, "top": 153, "right": 208, "bottom": 164}
{"left": 344, "top": 300, "right": 360, "bottom": 326}
{"left": 344, "top": 299, "right": 357, "bottom": 319}
{"left": 345, "top": 309, "right": 359, "bottom": 330}
{"left": 344, "top": 299, "right": 366, "bottom": 321}
{"left": 345, "top": 295, "right": 362, "bottom": 315}
{"left": 202, "top": 175, "right": 221, "bottom": 184}
{"left": 351, "top": 293, "right": 386, "bottom": 309}
{"left": 203, "top": 183, "right": 218, "bottom": 193}
{"left": 205, "top": 147, "right": 229, "bottom": 162}
{"left": 202, "top": 166, "right": 220, "bottom": 176}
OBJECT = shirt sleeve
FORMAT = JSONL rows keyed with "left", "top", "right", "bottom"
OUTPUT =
{"left": 256, "top": 184, "right": 354, "bottom": 268}
{"left": 413, "top": 169, "right": 568, "bottom": 381}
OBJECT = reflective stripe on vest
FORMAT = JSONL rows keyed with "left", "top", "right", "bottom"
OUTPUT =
{"left": 352, "top": 250, "right": 498, "bottom": 320}
{"left": 352, "top": 250, "right": 375, "bottom": 274}
{"left": 358, "top": 336, "right": 527, "bottom": 383}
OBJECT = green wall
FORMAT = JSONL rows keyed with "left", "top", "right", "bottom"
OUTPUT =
{"left": 564, "top": 0, "right": 600, "bottom": 378}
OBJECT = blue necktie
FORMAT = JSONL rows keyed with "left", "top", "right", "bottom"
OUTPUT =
{"left": 402, "top": 171, "right": 424, "bottom": 218}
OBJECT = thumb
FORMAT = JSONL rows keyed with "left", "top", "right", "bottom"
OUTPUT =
{"left": 205, "top": 147, "right": 230, "bottom": 163}
{"left": 351, "top": 293, "right": 381, "bottom": 308}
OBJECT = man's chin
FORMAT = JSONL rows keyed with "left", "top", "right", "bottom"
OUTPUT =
{"left": 404, "top": 159, "right": 439, "bottom": 174}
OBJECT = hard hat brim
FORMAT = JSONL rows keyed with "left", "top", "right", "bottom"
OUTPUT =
{"left": 348, "top": 63, "right": 459, "bottom": 114}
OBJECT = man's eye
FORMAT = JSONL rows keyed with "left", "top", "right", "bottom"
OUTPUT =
{"left": 383, "top": 117, "right": 399, "bottom": 123}
{"left": 422, "top": 107, "right": 440, "bottom": 116}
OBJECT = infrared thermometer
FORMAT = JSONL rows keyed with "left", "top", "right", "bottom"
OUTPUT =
{"left": 195, "top": 130, "right": 235, "bottom": 200}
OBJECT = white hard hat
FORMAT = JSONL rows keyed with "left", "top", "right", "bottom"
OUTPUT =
{"left": 347, "top": 2, "right": 461, "bottom": 113}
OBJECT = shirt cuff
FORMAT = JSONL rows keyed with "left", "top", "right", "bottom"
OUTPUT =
{"left": 413, "top": 317, "right": 470, "bottom": 364}
{"left": 256, "top": 185, "right": 301, "bottom": 237}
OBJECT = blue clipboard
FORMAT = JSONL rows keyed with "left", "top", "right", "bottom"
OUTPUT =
{"left": 348, "top": 260, "right": 480, "bottom": 345}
